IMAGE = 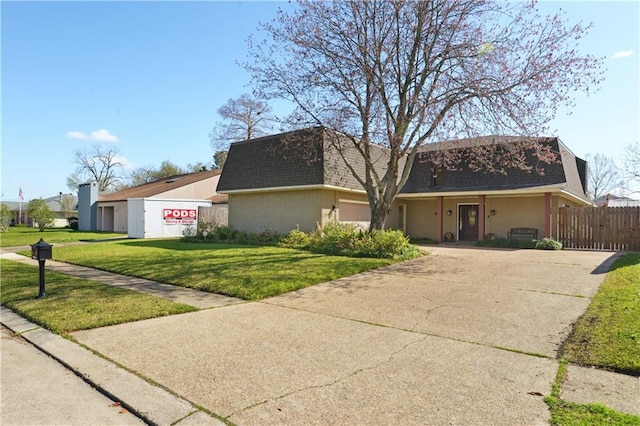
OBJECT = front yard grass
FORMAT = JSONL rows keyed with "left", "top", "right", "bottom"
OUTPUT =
{"left": 546, "top": 253, "right": 640, "bottom": 425}
{"left": 45, "top": 239, "right": 395, "bottom": 300}
{"left": 1, "top": 226, "right": 124, "bottom": 247}
{"left": 561, "top": 253, "right": 640, "bottom": 375}
{"left": 546, "top": 360, "right": 640, "bottom": 425}
{"left": 0, "top": 259, "right": 196, "bottom": 334}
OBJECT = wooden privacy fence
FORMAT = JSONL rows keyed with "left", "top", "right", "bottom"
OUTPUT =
{"left": 198, "top": 205, "right": 228, "bottom": 227}
{"left": 558, "top": 206, "right": 640, "bottom": 251}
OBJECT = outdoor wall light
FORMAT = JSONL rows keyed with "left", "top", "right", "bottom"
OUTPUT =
{"left": 447, "top": 210, "right": 452, "bottom": 216}
{"left": 490, "top": 209, "right": 496, "bottom": 216}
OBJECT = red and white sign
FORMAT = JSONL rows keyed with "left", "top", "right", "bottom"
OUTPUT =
{"left": 163, "top": 208, "right": 197, "bottom": 225}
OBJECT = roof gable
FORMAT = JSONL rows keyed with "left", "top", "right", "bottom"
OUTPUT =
{"left": 98, "top": 169, "right": 221, "bottom": 202}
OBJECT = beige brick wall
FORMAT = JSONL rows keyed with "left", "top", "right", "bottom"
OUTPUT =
{"left": 483, "top": 196, "right": 545, "bottom": 238}
{"left": 229, "top": 190, "right": 327, "bottom": 234}
{"left": 231, "top": 190, "right": 585, "bottom": 239}
{"left": 403, "top": 194, "right": 578, "bottom": 240}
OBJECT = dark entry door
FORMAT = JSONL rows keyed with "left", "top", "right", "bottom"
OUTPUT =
{"left": 459, "top": 205, "right": 479, "bottom": 241}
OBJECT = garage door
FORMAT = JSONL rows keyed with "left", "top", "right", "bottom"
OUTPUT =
{"left": 339, "top": 200, "right": 370, "bottom": 222}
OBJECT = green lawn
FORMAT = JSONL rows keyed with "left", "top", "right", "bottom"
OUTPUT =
{"left": 1, "top": 259, "right": 196, "bottom": 334}
{"left": 546, "top": 253, "right": 640, "bottom": 425}
{"left": 562, "top": 253, "right": 640, "bottom": 375}
{"left": 1, "top": 226, "right": 124, "bottom": 247}
{"left": 546, "top": 361, "right": 640, "bottom": 426}
{"left": 47, "top": 239, "right": 394, "bottom": 300}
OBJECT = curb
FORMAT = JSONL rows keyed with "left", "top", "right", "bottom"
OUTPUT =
{"left": 0, "top": 307, "right": 225, "bottom": 425}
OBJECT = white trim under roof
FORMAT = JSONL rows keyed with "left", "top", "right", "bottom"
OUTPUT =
{"left": 221, "top": 183, "right": 591, "bottom": 205}
{"left": 396, "top": 184, "right": 564, "bottom": 199}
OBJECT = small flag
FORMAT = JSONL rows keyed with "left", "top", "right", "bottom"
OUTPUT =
{"left": 19, "top": 187, "right": 24, "bottom": 201}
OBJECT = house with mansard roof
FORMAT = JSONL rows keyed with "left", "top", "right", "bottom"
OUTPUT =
{"left": 217, "top": 127, "right": 591, "bottom": 242}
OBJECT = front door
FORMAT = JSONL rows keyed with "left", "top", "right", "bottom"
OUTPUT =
{"left": 459, "top": 204, "right": 479, "bottom": 241}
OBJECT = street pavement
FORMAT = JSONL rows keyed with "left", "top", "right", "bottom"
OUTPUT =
{"left": 1, "top": 325, "right": 144, "bottom": 425}
{"left": 1, "top": 246, "right": 638, "bottom": 425}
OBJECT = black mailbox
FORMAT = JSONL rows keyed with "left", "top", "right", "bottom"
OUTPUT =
{"left": 31, "top": 238, "right": 53, "bottom": 299}
{"left": 31, "top": 238, "right": 53, "bottom": 261}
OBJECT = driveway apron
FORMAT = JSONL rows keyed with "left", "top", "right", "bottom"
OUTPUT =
{"left": 70, "top": 247, "right": 615, "bottom": 425}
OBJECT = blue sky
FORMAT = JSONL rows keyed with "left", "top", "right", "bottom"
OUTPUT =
{"left": 2, "top": 1, "right": 638, "bottom": 202}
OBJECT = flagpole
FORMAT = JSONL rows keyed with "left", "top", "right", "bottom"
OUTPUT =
{"left": 18, "top": 186, "right": 23, "bottom": 225}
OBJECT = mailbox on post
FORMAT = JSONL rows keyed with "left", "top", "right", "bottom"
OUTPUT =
{"left": 31, "top": 238, "right": 53, "bottom": 261}
{"left": 30, "top": 238, "right": 53, "bottom": 299}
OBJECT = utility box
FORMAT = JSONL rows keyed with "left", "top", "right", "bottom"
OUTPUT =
{"left": 31, "top": 238, "right": 53, "bottom": 260}
{"left": 127, "top": 198, "right": 212, "bottom": 239}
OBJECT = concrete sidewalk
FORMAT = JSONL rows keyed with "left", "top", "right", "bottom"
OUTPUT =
{"left": 0, "top": 250, "right": 242, "bottom": 309}
{"left": 1, "top": 324, "right": 144, "bottom": 425}
{"left": 1, "top": 308, "right": 224, "bottom": 425}
{"left": 2, "top": 246, "right": 638, "bottom": 424}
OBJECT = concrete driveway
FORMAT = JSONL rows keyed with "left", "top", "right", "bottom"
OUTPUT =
{"left": 70, "top": 247, "right": 616, "bottom": 425}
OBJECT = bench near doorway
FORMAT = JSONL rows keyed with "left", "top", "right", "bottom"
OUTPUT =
{"left": 507, "top": 228, "right": 538, "bottom": 240}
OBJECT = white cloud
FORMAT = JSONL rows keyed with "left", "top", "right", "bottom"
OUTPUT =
{"left": 66, "top": 128, "right": 119, "bottom": 142}
{"left": 113, "top": 155, "right": 135, "bottom": 170}
{"left": 611, "top": 50, "right": 634, "bottom": 59}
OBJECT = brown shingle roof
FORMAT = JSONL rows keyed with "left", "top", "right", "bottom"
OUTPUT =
{"left": 218, "top": 128, "right": 590, "bottom": 203}
{"left": 99, "top": 169, "right": 222, "bottom": 202}
{"left": 403, "top": 136, "right": 590, "bottom": 203}
{"left": 218, "top": 128, "right": 326, "bottom": 192}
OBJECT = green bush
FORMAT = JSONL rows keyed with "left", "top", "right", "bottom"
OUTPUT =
{"left": 182, "top": 224, "right": 281, "bottom": 245}
{"left": 280, "top": 228, "right": 311, "bottom": 249}
{"left": 1, "top": 203, "right": 11, "bottom": 232}
{"left": 408, "top": 236, "right": 438, "bottom": 245}
{"left": 27, "top": 198, "right": 55, "bottom": 232}
{"left": 535, "top": 237, "right": 563, "bottom": 250}
{"left": 67, "top": 217, "right": 79, "bottom": 231}
{"left": 476, "top": 237, "right": 562, "bottom": 250}
{"left": 281, "top": 223, "right": 421, "bottom": 260}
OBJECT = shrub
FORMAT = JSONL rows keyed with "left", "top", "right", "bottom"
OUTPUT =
{"left": 27, "top": 198, "right": 55, "bottom": 232}
{"left": 280, "top": 228, "right": 311, "bottom": 249}
{"left": 476, "top": 237, "right": 562, "bottom": 250}
{"left": 1, "top": 203, "right": 11, "bottom": 232}
{"left": 182, "top": 224, "right": 281, "bottom": 245}
{"left": 476, "top": 237, "right": 536, "bottom": 249}
{"left": 535, "top": 237, "right": 563, "bottom": 250}
{"left": 67, "top": 217, "right": 79, "bottom": 230}
{"left": 281, "top": 223, "right": 421, "bottom": 260}
{"left": 182, "top": 225, "right": 197, "bottom": 238}
{"left": 409, "top": 236, "right": 439, "bottom": 244}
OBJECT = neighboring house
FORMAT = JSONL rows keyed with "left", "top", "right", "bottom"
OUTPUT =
{"left": 218, "top": 127, "right": 591, "bottom": 241}
{"left": 594, "top": 194, "right": 640, "bottom": 207}
{"left": 2, "top": 193, "right": 77, "bottom": 227}
{"left": 607, "top": 198, "right": 640, "bottom": 207}
{"left": 78, "top": 169, "right": 225, "bottom": 238}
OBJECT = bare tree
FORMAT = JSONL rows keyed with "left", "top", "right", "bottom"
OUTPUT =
{"left": 247, "top": 0, "right": 603, "bottom": 230}
{"left": 66, "top": 172, "right": 83, "bottom": 193}
{"left": 209, "top": 94, "right": 274, "bottom": 150}
{"left": 70, "top": 145, "right": 125, "bottom": 192}
{"left": 586, "top": 153, "right": 620, "bottom": 200}
{"left": 625, "top": 142, "right": 640, "bottom": 180}
{"left": 60, "top": 194, "right": 77, "bottom": 218}
{"left": 126, "top": 160, "right": 186, "bottom": 187}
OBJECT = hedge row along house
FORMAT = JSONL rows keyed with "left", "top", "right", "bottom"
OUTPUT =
{"left": 217, "top": 127, "right": 591, "bottom": 242}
